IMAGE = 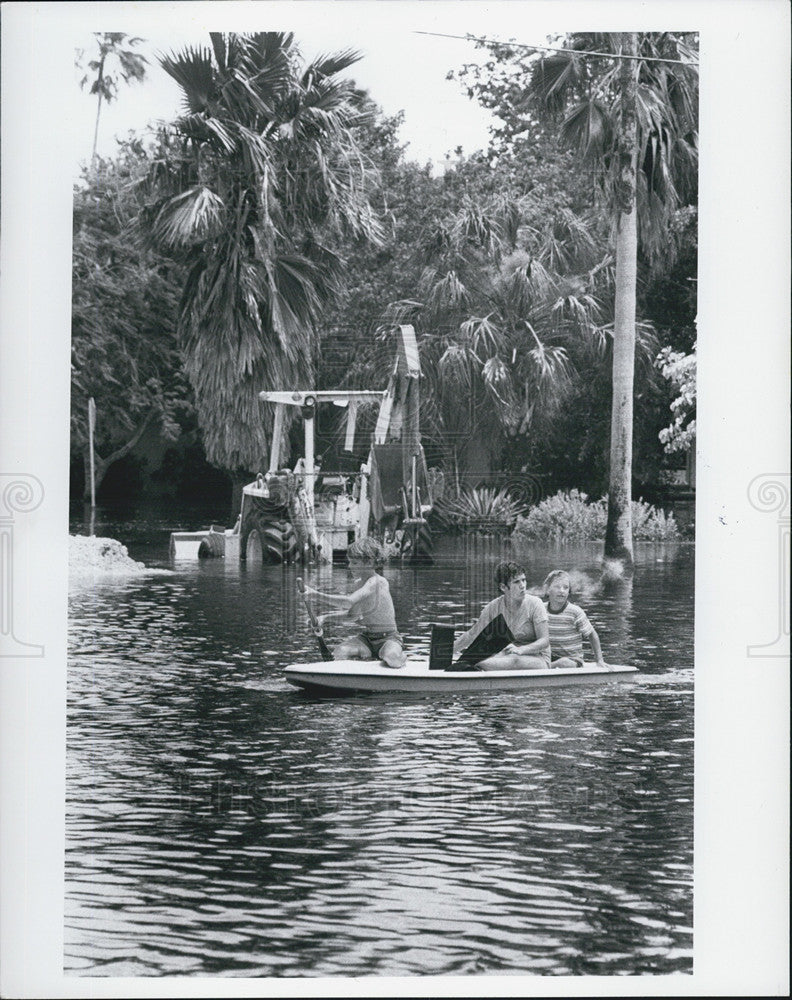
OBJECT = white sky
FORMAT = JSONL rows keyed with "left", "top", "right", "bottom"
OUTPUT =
{"left": 71, "top": 1, "right": 558, "bottom": 173}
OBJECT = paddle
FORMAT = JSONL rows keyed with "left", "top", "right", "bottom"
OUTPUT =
{"left": 296, "top": 577, "right": 334, "bottom": 661}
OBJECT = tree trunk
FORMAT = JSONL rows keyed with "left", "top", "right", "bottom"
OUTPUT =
{"left": 81, "top": 410, "right": 157, "bottom": 501}
{"left": 606, "top": 205, "right": 637, "bottom": 562}
{"left": 605, "top": 32, "right": 639, "bottom": 565}
{"left": 91, "top": 59, "right": 105, "bottom": 168}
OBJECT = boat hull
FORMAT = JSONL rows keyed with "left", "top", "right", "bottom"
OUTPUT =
{"left": 284, "top": 659, "right": 638, "bottom": 694}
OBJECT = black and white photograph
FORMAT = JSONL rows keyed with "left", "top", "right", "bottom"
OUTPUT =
{"left": 0, "top": 1, "right": 788, "bottom": 996}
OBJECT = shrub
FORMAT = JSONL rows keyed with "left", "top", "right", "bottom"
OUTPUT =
{"left": 513, "top": 489, "right": 679, "bottom": 542}
{"left": 631, "top": 498, "right": 681, "bottom": 541}
{"left": 434, "top": 485, "right": 525, "bottom": 534}
{"left": 513, "top": 489, "right": 605, "bottom": 541}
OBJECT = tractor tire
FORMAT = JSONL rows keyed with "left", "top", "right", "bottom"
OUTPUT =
{"left": 198, "top": 532, "right": 225, "bottom": 559}
{"left": 261, "top": 521, "right": 299, "bottom": 563}
{"left": 241, "top": 498, "right": 299, "bottom": 565}
{"left": 244, "top": 520, "right": 299, "bottom": 564}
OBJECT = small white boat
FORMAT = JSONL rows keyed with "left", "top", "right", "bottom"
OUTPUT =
{"left": 284, "top": 659, "right": 639, "bottom": 694}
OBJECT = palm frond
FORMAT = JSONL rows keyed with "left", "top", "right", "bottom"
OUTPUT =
{"left": 160, "top": 46, "right": 217, "bottom": 115}
{"left": 528, "top": 341, "right": 570, "bottom": 383}
{"left": 481, "top": 357, "right": 511, "bottom": 405}
{"left": 426, "top": 270, "right": 469, "bottom": 314}
{"left": 437, "top": 344, "right": 473, "bottom": 391}
{"left": 491, "top": 194, "right": 523, "bottom": 248}
{"left": 460, "top": 315, "right": 501, "bottom": 357}
{"left": 152, "top": 186, "right": 225, "bottom": 247}
{"left": 530, "top": 52, "right": 582, "bottom": 115}
{"left": 452, "top": 199, "right": 504, "bottom": 257}
{"left": 560, "top": 100, "right": 612, "bottom": 162}
{"left": 435, "top": 486, "right": 525, "bottom": 534}
{"left": 525, "top": 258, "right": 557, "bottom": 299}
{"left": 304, "top": 49, "right": 362, "bottom": 82}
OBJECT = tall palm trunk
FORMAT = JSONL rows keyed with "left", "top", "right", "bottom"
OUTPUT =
{"left": 605, "top": 33, "right": 639, "bottom": 564}
{"left": 91, "top": 58, "right": 105, "bottom": 168}
{"left": 606, "top": 205, "right": 637, "bottom": 561}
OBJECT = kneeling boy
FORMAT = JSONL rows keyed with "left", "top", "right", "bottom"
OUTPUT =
{"left": 302, "top": 538, "right": 406, "bottom": 669}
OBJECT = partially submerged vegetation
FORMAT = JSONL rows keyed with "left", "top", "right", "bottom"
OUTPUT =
{"left": 514, "top": 489, "right": 680, "bottom": 543}
{"left": 432, "top": 486, "right": 679, "bottom": 540}
{"left": 433, "top": 486, "right": 525, "bottom": 534}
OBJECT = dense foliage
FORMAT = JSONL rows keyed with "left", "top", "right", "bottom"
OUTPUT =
{"left": 70, "top": 31, "right": 698, "bottom": 517}
{"left": 656, "top": 343, "right": 696, "bottom": 454}
{"left": 71, "top": 138, "right": 187, "bottom": 498}
{"left": 141, "top": 32, "right": 382, "bottom": 477}
{"left": 514, "top": 489, "right": 679, "bottom": 542}
{"left": 323, "top": 38, "right": 698, "bottom": 501}
{"left": 455, "top": 32, "right": 698, "bottom": 514}
{"left": 433, "top": 485, "right": 526, "bottom": 534}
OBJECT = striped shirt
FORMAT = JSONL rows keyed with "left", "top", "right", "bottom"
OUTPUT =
{"left": 544, "top": 601, "right": 593, "bottom": 660}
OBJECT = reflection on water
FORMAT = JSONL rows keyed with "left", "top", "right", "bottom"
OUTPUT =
{"left": 66, "top": 526, "right": 694, "bottom": 977}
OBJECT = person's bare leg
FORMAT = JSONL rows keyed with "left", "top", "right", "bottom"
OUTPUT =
{"left": 477, "top": 653, "right": 548, "bottom": 671}
{"left": 333, "top": 637, "right": 370, "bottom": 660}
{"left": 379, "top": 638, "right": 406, "bottom": 669}
{"left": 551, "top": 656, "right": 583, "bottom": 669}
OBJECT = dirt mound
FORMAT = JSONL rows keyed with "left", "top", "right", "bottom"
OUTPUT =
{"left": 69, "top": 535, "right": 171, "bottom": 579}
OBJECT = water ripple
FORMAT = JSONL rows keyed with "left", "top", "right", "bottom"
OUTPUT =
{"left": 66, "top": 539, "right": 693, "bottom": 976}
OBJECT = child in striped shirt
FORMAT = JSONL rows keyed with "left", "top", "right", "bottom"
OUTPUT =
{"left": 543, "top": 570, "right": 610, "bottom": 669}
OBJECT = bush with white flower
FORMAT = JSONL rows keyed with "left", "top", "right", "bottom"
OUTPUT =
{"left": 656, "top": 344, "right": 696, "bottom": 454}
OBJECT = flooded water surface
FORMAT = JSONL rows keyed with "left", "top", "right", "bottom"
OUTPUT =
{"left": 66, "top": 524, "right": 694, "bottom": 977}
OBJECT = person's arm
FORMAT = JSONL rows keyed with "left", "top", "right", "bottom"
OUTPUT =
{"left": 303, "top": 576, "right": 376, "bottom": 611}
{"left": 576, "top": 606, "right": 609, "bottom": 668}
{"left": 302, "top": 583, "right": 353, "bottom": 609}
{"left": 586, "top": 627, "right": 609, "bottom": 669}
{"left": 318, "top": 608, "right": 358, "bottom": 626}
{"left": 504, "top": 617, "right": 550, "bottom": 657}
{"left": 453, "top": 599, "right": 498, "bottom": 654}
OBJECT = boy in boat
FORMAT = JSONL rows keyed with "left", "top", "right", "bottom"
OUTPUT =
{"left": 453, "top": 561, "right": 550, "bottom": 671}
{"left": 302, "top": 537, "right": 406, "bottom": 669}
{"left": 542, "top": 569, "right": 610, "bottom": 669}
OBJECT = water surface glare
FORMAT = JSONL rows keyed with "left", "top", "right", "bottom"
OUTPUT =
{"left": 67, "top": 535, "right": 693, "bottom": 977}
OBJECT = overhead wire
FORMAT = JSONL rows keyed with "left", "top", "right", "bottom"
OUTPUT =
{"left": 413, "top": 31, "right": 699, "bottom": 66}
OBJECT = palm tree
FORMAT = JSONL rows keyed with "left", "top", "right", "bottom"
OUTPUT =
{"left": 383, "top": 192, "right": 611, "bottom": 489}
{"left": 78, "top": 33, "right": 148, "bottom": 165}
{"left": 141, "top": 32, "right": 381, "bottom": 492}
{"left": 526, "top": 32, "right": 698, "bottom": 562}
{"left": 608, "top": 32, "right": 640, "bottom": 562}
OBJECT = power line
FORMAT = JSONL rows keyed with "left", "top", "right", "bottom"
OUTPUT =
{"left": 414, "top": 31, "right": 699, "bottom": 66}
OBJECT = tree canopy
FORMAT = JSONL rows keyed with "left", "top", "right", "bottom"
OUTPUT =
{"left": 70, "top": 31, "right": 699, "bottom": 516}
{"left": 77, "top": 32, "right": 148, "bottom": 164}
{"left": 456, "top": 32, "right": 698, "bottom": 558}
{"left": 141, "top": 32, "right": 383, "bottom": 476}
{"left": 71, "top": 137, "right": 187, "bottom": 498}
